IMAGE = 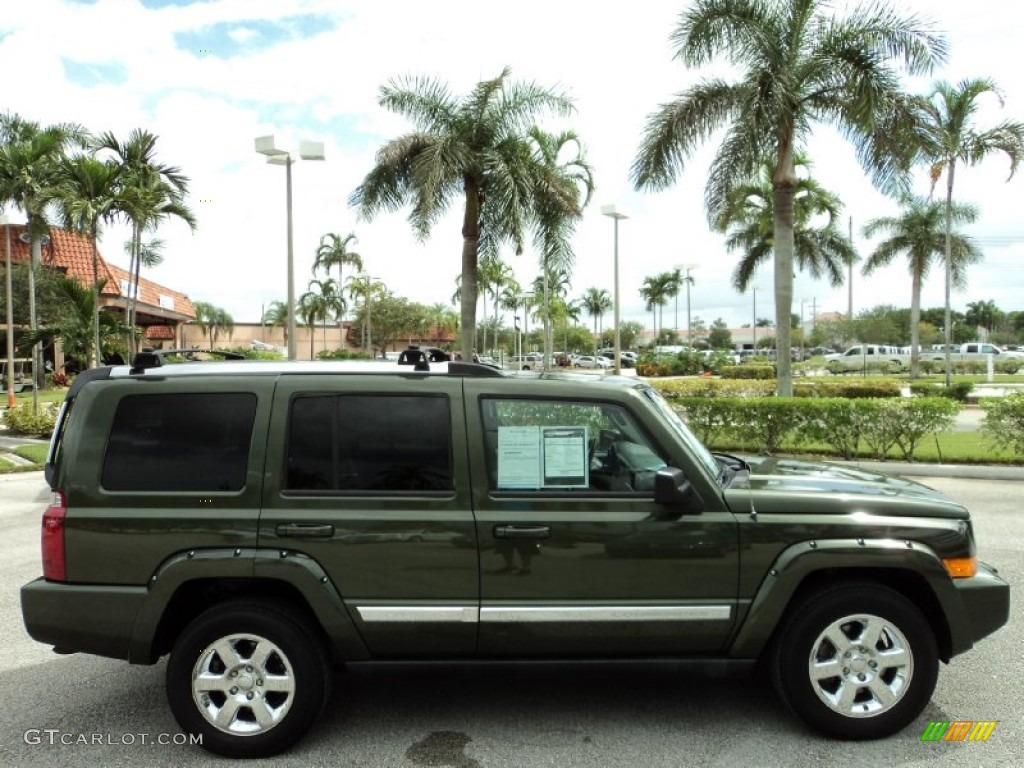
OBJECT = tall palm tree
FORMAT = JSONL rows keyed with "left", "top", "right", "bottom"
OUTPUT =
{"left": 350, "top": 67, "right": 574, "bottom": 360}
{"left": 262, "top": 301, "right": 289, "bottom": 346}
{"left": 54, "top": 154, "right": 123, "bottom": 366}
{"left": 965, "top": 299, "right": 1002, "bottom": 337}
{"left": 308, "top": 276, "right": 345, "bottom": 352}
{"left": 714, "top": 158, "right": 856, "bottom": 292}
{"left": 95, "top": 129, "right": 194, "bottom": 356}
{"left": 313, "top": 232, "right": 363, "bottom": 321}
{"left": 862, "top": 197, "right": 980, "bottom": 377}
{"left": 640, "top": 273, "right": 674, "bottom": 340}
{"left": 428, "top": 301, "right": 458, "bottom": 346}
{"left": 192, "top": 301, "right": 234, "bottom": 347}
{"left": 529, "top": 128, "right": 594, "bottom": 367}
{"left": 631, "top": 0, "right": 945, "bottom": 395}
{"left": 904, "top": 78, "right": 1024, "bottom": 385}
{"left": 0, "top": 115, "right": 87, "bottom": 396}
{"left": 580, "top": 287, "right": 612, "bottom": 353}
{"left": 346, "top": 274, "right": 385, "bottom": 354}
{"left": 19, "top": 275, "right": 131, "bottom": 368}
{"left": 477, "top": 256, "right": 513, "bottom": 356}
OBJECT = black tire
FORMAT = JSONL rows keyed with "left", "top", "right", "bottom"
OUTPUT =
{"left": 166, "top": 600, "right": 331, "bottom": 758}
{"left": 771, "top": 582, "right": 938, "bottom": 740}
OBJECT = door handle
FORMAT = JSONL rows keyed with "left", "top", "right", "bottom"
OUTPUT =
{"left": 275, "top": 523, "right": 335, "bottom": 538}
{"left": 493, "top": 525, "right": 551, "bottom": 539}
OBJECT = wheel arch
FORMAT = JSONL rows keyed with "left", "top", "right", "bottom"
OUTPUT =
{"left": 729, "top": 540, "right": 964, "bottom": 662}
{"left": 129, "top": 548, "right": 369, "bottom": 664}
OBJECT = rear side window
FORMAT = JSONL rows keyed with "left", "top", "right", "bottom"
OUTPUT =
{"left": 102, "top": 393, "right": 257, "bottom": 492}
{"left": 286, "top": 395, "right": 452, "bottom": 493}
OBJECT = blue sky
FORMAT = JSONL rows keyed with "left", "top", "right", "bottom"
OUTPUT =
{"left": 2, "top": 0, "right": 1023, "bottom": 331}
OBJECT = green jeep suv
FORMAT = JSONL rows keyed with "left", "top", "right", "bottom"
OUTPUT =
{"left": 21, "top": 354, "right": 1009, "bottom": 758}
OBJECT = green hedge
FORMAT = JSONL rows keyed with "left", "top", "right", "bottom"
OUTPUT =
{"left": 980, "top": 394, "right": 1024, "bottom": 455}
{"left": 719, "top": 365, "right": 776, "bottom": 379}
{"left": 672, "top": 396, "right": 959, "bottom": 460}
{"left": 792, "top": 380, "right": 902, "bottom": 398}
{"left": 919, "top": 359, "right": 1020, "bottom": 375}
{"left": 909, "top": 382, "right": 974, "bottom": 402}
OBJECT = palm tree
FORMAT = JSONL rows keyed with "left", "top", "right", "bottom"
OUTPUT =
{"left": 965, "top": 299, "right": 1002, "bottom": 338}
{"left": 631, "top": 0, "right": 945, "bottom": 395}
{"left": 862, "top": 196, "right": 981, "bottom": 377}
{"left": 713, "top": 158, "right": 856, "bottom": 292}
{"left": 297, "top": 290, "right": 327, "bottom": 359}
{"left": 95, "top": 129, "right": 194, "bottom": 356}
{"left": 529, "top": 128, "right": 594, "bottom": 367}
{"left": 19, "top": 275, "right": 131, "bottom": 368}
{"left": 904, "top": 78, "right": 1024, "bottom": 385}
{"left": 308, "top": 277, "right": 345, "bottom": 352}
{"left": 54, "top": 154, "right": 122, "bottom": 366}
{"left": 580, "top": 287, "right": 612, "bottom": 353}
{"left": 191, "top": 301, "right": 234, "bottom": 347}
{"left": 0, "top": 115, "right": 87, "bottom": 397}
{"left": 477, "top": 256, "right": 514, "bottom": 355}
{"left": 262, "top": 301, "right": 289, "bottom": 347}
{"left": 313, "top": 232, "right": 363, "bottom": 320}
{"left": 346, "top": 274, "right": 385, "bottom": 354}
{"left": 427, "top": 302, "right": 458, "bottom": 346}
{"left": 640, "top": 273, "right": 674, "bottom": 341}
{"left": 350, "top": 67, "right": 574, "bottom": 361}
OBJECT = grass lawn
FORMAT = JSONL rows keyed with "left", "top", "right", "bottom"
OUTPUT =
{"left": 0, "top": 443, "right": 48, "bottom": 474}
{"left": 12, "top": 389, "right": 67, "bottom": 405}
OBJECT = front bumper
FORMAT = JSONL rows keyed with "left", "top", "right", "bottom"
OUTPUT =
{"left": 950, "top": 561, "right": 1010, "bottom": 655}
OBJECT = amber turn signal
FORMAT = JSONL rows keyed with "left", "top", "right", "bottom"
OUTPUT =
{"left": 942, "top": 556, "right": 977, "bottom": 578}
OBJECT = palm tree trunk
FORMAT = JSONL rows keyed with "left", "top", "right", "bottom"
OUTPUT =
{"left": 543, "top": 259, "right": 551, "bottom": 370}
{"left": 910, "top": 270, "right": 923, "bottom": 378}
{"left": 91, "top": 229, "right": 101, "bottom": 368}
{"left": 943, "top": 160, "right": 957, "bottom": 388}
{"left": 773, "top": 180, "right": 796, "bottom": 397}
{"left": 459, "top": 181, "right": 481, "bottom": 360}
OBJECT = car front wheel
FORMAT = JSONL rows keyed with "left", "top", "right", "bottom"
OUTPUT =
{"left": 771, "top": 583, "right": 938, "bottom": 740}
{"left": 166, "top": 600, "right": 331, "bottom": 758}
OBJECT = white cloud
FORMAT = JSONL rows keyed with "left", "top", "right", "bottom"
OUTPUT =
{"left": 1, "top": 0, "right": 1022, "bottom": 334}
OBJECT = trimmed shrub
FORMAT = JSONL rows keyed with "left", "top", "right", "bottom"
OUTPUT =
{"left": 651, "top": 379, "right": 775, "bottom": 399}
{"left": 793, "top": 380, "right": 901, "bottom": 399}
{"left": 2, "top": 402, "right": 59, "bottom": 438}
{"left": 980, "top": 394, "right": 1024, "bottom": 455}
{"left": 910, "top": 382, "right": 973, "bottom": 402}
{"left": 720, "top": 365, "right": 776, "bottom": 380}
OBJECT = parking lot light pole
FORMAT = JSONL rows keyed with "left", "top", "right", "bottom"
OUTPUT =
{"left": 255, "top": 136, "right": 325, "bottom": 361}
{"left": 601, "top": 205, "right": 628, "bottom": 376}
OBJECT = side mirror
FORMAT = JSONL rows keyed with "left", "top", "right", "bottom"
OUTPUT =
{"left": 654, "top": 467, "right": 703, "bottom": 513}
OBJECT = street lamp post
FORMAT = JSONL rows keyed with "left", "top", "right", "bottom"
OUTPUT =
{"left": 255, "top": 136, "right": 325, "bottom": 361}
{"left": 601, "top": 205, "right": 628, "bottom": 375}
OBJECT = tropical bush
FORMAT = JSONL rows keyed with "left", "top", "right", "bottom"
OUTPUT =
{"left": 2, "top": 403, "right": 59, "bottom": 437}
{"left": 909, "top": 382, "right": 973, "bottom": 402}
{"left": 980, "top": 394, "right": 1024, "bottom": 455}
{"left": 719, "top": 365, "right": 776, "bottom": 379}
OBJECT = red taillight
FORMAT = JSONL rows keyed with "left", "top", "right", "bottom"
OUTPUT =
{"left": 42, "top": 491, "right": 66, "bottom": 582}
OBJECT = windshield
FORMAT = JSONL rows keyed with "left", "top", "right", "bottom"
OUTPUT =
{"left": 643, "top": 388, "right": 720, "bottom": 482}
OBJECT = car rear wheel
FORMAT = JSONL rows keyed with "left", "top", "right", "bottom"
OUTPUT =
{"left": 771, "top": 583, "right": 938, "bottom": 740}
{"left": 166, "top": 600, "right": 331, "bottom": 758}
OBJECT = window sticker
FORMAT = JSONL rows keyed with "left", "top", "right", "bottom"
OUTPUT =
{"left": 541, "top": 427, "right": 588, "bottom": 488}
{"left": 497, "top": 425, "right": 588, "bottom": 489}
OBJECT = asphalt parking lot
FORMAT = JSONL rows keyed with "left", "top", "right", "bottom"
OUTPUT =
{"left": 0, "top": 471, "right": 1020, "bottom": 767}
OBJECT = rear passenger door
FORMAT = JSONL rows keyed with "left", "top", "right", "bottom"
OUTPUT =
{"left": 259, "top": 375, "right": 479, "bottom": 658}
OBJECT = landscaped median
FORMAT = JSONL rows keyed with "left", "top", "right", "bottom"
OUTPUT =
{"left": 652, "top": 378, "right": 1024, "bottom": 464}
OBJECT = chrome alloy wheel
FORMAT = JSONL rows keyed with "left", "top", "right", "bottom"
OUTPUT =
{"left": 192, "top": 634, "right": 296, "bottom": 736}
{"left": 807, "top": 613, "right": 914, "bottom": 718}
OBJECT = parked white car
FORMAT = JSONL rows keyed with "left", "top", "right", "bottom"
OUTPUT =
{"left": 573, "top": 355, "right": 612, "bottom": 369}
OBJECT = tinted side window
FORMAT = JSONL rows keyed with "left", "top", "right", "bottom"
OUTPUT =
{"left": 286, "top": 395, "right": 453, "bottom": 493}
{"left": 102, "top": 393, "right": 257, "bottom": 492}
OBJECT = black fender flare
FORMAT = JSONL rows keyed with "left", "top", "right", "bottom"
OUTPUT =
{"left": 128, "top": 547, "right": 369, "bottom": 663}
{"left": 728, "top": 538, "right": 969, "bottom": 659}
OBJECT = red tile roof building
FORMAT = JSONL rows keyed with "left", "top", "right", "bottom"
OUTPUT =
{"left": 2, "top": 223, "right": 195, "bottom": 347}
